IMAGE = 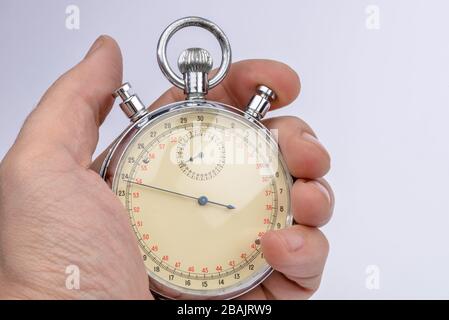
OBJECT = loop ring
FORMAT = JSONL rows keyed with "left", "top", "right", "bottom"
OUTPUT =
{"left": 157, "top": 16, "right": 232, "bottom": 90}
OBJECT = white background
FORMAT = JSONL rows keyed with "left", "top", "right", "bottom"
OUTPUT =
{"left": 1, "top": 0, "right": 449, "bottom": 299}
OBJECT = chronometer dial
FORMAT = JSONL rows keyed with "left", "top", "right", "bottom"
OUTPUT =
{"left": 112, "top": 107, "right": 291, "bottom": 298}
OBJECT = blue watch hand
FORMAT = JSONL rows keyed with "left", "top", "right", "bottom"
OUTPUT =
{"left": 124, "top": 180, "right": 235, "bottom": 210}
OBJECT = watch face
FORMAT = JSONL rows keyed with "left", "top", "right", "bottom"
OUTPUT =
{"left": 111, "top": 104, "right": 292, "bottom": 299}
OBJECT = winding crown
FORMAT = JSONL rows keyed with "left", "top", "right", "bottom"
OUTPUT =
{"left": 178, "top": 48, "right": 213, "bottom": 74}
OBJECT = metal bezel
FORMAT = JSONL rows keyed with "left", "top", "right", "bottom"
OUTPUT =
{"left": 100, "top": 100, "right": 293, "bottom": 300}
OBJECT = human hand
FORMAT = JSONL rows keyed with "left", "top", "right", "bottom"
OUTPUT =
{"left": 0, "top": 36, "right": 333, "bottom": 299}
{"left": 0, "top": 36, "right": 150, "bottom": 299}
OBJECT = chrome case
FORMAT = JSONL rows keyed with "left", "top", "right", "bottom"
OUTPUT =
{"left": 99, "top": 101, "right": 293, "bottom": 299}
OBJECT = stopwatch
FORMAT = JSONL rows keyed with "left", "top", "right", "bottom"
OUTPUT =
{"left": 100, "top": 17, "right": 293, "bottom": 299}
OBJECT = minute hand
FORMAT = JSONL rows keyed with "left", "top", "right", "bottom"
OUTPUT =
{"left": 124, "top": 180, "right": 235, "bottom": 210}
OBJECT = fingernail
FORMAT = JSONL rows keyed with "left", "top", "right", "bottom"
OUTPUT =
{"left": 85, "top": 36, "right": 105, "bottom": 58}
{"left": 302, "top": 131, "right": 323, "bottom": 147}
{"left": 310, "top": 180, "right": 331, "bottom": 204}
{"left": 283, "top": 232, "right": 304, "bottom": 252}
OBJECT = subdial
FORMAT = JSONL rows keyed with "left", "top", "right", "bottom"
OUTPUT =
{"left": 176, "top": 128, "right": 226, "bottom": 180}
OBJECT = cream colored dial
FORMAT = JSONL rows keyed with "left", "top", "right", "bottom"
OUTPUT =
{"left": 112, "top": 106, "right": 291, "bottom": 298}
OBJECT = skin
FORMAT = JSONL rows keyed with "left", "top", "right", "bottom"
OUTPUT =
{"left": 0, "top": 35, "right": 334, "bottom": 299}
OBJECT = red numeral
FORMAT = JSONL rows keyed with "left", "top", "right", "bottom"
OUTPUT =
{"left": 265, "top": 204, "right": 273, "bottom": 210}
{"left": 140, "top": 165, "right": 148, "bottom": 171}
{"left": 148, "top": 153, "right": 155, "bottom": 159}
{"left": 159, "top": 144, "right": 165, "bottom": 149}
{"left": 133, "top": 206, "right": 140, "bottom": 213}
{"left": 175, "top": 261, "right": 181, "bottom": 268}
{"left": 133, "top": 192, "right": 140, "bottom": 198}
{"left": 256, "top": 163, "right": 268, "bottom": 169}
{"left": 188, "top": 266, "right": 195, "bottom": 272}
{"left": 228, "top": 260, "right": 235, "bottom": 267}
{"left": 265, "top": 190, "right": 272, "bottom": 196}
{"left": 142, "top": 233, "right": 149, "bottom": 240}
{"left": 216, "top": 265, "right": 223, "bottom": 272}
{"left": 263, "top": 218, "right": 270, "bottom": 224}
{"left": 170, "top": 136, "right": 177, "bottom": 143}
{"left": 202, "top": 267, "right": 208, "bottom": 273}
{"left": 258, "top": 231, "right": 265, "bottom": 238}
{"left": 136, "top": 220, "right": 143, "bottom": 227}
{"left": 135, "top": 178, "right": 142, "bottom": 184}
{"left": 162, "top": 255, "right": 169, "bottom": 261}
{"left": 240, "top": 253, "right": 247, "bottom": 259}
{"left": 151, "top": 245, "right": 158, "bottom": 252}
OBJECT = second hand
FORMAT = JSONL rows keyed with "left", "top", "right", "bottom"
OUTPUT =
{"left": 124, "top": 180, "right": 235, "bottom": 210}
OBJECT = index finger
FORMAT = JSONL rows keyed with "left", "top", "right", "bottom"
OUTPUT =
{"left": 149, "top": 59, "right": 301, "bottom": 110}
{"left": 92, "top": 59, "right": 300, "bottom": 171}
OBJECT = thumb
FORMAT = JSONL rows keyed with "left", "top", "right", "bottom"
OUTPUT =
{"left": 261, "top": 225, "right": 329, "bottom": 291}
{"left": 15, "top": 35, "right": 122, "bottom": 167}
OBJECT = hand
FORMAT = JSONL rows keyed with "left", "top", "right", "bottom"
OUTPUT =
{"left": 132, "top": 52, "right": 334, "bottom": 300}
{"left": 0, "top": 36, "right": 333, "bottom": 299}
{"left": 0, "top": 36, "right": 150, "bottom": 299}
